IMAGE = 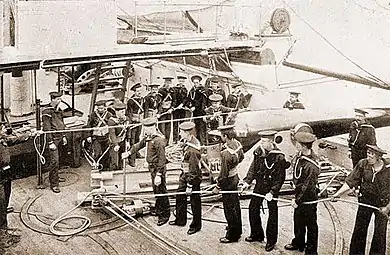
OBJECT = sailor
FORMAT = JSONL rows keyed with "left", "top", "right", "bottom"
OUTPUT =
{"left": 0, "top": 132, "right": 20, "bottom": 248}
{"left": 169, "top": 121, "right": 202, "bottom": 235}
{"left": 332, "top": 144, "right": 390, "bottom": 255}
{"left": 107, "top": 90, "right": 125, "bottom": 116}
{"left": 212, "top": 125, "right": 244, "bottom": 243}
{"left": 42, "top": 91, "right": 68, "bottom": 193}
{"left": 283, "top": 92, "right": 305, "bottom": 110}
{"left": 86, "top": 100, "right": 112, "bottom": 170}
{"left": 128, "top": 118, "right": 170, "bottom": 226}
{"left": 171, "top": 75, "right": 189, "bottom": 143}
{"left": 126, "top": 83, "right": 144, "bottom": 167}
{"left": 226, "top": 86, "right": 250, "bottom": 109}
{"left": 107, "top": 101, "right": 130, "bottom": 171}
{"left": 241, "top": 130, "right": 289, "bottom": 252}
{"left": 206, "top": 77, "right": 226, "bottom": 106}
{"left": 144, "top": 84, "right": 160, "bottom": 118}
{"left": 348, "top": 108, "right": 376, "bottom": 168}
{"left": 284, "top": 132, "right": 320, "bottom": 255}
{"left": 186, "top": 75, "right": 208, "bottom": 145}
{"left": 157, "top": 76, "right": 175, "bottom": 143}
{"left": 204, "top": 94, "right": 235, "bottom": 134}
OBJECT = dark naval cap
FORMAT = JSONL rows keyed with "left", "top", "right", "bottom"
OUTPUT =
{"left": 49, "top": 91, "right": 63, "bottom": 98}
{"left": 177, "top": 75, "right": 187, "bottom": 80}
{"left": 354, "top": 108, "right": 368, "bottom": 115}
{"left": 209, "top": 94, "right": 223, "bottom": 102}
{"left": 148, "top": 84, "right": 160, "bottom": 88}
{"left": 163, "top": 76, "right": 174, "bottom": 81}
{"left": 258, "top": 130, "right": 277, "bottom": 139}
{"left": 209, "top": 76, "right": 220, "bottom": 83}
{"left": 218, "top": 124, "right": 235, "bottom": 132}
{"left": 142, "top": 117, "right": 157, "bottom": 126}
{"left": 191, "top": 75, "right": 202, "bottom": 82}
{"left": 113, "top": 102, "right": 126, "bottom": 110}
{"left": 130, "top": 83, "right": 142, "bottom": 91}
{"left": 367, "top": 144, "right": 387, "bottom": 155}
{"left": 289, "top": 91, "right": 301, "bottom": 96}
{"left": 294, "top": 132, "right": 316, "bottom": 143}
{"left": 179, "top": 121, "right": 195, "bottom": 131}
{"left": 95, "top": 100, "right": 106, "bottom": 106}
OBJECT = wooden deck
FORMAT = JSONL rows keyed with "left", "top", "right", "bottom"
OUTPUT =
{"left": 3, "top": 159, "right": 390, "bottom": 255}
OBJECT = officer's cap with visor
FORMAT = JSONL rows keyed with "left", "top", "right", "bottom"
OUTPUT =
{"left": 367, "top": 144, "right": 387, "bottom": 156}
{"left": 142, "top": 117, "right": 157, "bottom": 126}
{"left": 163, "top": 76, "right": 174, "bottom": 81}
{"left": 95, "top": 100, "right": 106, "bottom": 106}
{"left": 148, "top": 84, "right": 160, "bottom": 88}
{"left": 294, "top": 132, "right": 316, "bottom": 143}
{"left": 289, "top": 91, "right": 301, "bottom": 96}
{"left": 177, "top": 75, "right": 187, "bottom": 80}
{"left": 49, "top": 91, "right": 63, "bottom": 99}
{"left": 209, "top": 94, "right": 223, "bottom": 102}
{"left": 191, "top": 75, "right": 202, "bottom": 82}
{"left": 179, "top": 121, "right": 195, "bottom": 131}
{"left": 354, "top": 108, "right": 368, "bottom": 116}
{"left": 130, "top": 83, "right": 142, "bottom": 91}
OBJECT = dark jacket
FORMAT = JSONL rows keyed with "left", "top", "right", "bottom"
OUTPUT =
{"left": 348, "top": 120, "right": 376, "bottom": 150}
{"left": 42, "top": 106, "right": 66, "bottom": 143}
{"left": 217, "top": 139, "right": 244, "bottom": 189}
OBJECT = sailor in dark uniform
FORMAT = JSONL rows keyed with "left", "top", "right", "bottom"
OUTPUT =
{"left": 86, "top": 100, "right": 112, "bottom": 170}
{"left": 128, "top": 118, "right": 170, "bottom": 226}
{"left": 283, "top": 92, "right": 305, "bottom": 110}
{"left": 107, "top": 102, "right": 130, "bottom": 171}
{"left": 285, "top": 132, "right": 320, "bottom": 255}
{"left": 241, "top": 130, "right": 289, "bottom": 252}
{"left": 212, "top": 125, "right": 244, "bottom": 243}
{"left": 186, "top": 75, "right": 208, "bottom": 145}
{"left": 205, "top": 76, "right": 226, "bottom": 106}
{"left": 169, "top": 121, "right": 202, "bottom": 235}
{"left": 126, "top": 83, "right": 144, "bottom": 167}
{"left": 42, "top": 91, "right": 68, "bottom": 193}
{"left": 348, "top": 108, "right": 376, "bottom": 168}
{"left": 0, "top": 132, "right": 20, "bottom": 248}
{"left": 144, "top": 84, "right": 160, "bottom": 118}
{"left": 171, "top": 75, "right": 189, "bottom": 143}
{"left": 157, "top": 76, "right": 174, "bottom": 144}
{"left": 204, "top": 94, "right": 235, "bottom": 132}
{"left": 332, "top": 144, "right": 390, "bottom": 255}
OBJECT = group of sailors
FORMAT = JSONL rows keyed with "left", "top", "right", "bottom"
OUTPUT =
{"left": 0, "top": 80, "right": 389, "bottom": 254}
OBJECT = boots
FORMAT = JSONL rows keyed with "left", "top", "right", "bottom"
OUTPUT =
{"left": 0, "top": 229, "right": 21, "bottom": 248}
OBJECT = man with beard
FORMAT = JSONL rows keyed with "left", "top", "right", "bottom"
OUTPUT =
{"left": 144, "top": 84, "right": 160, "bottom": 118}
{"left": 283, "top": 92, "right": 305, "bottom": 110}
{"left": 332, "top": 144, "right": 390, "bottom": 255}
{"left": 42, "top": 91, "right": 68, "bottom": 193}
{"left": 212, "top": 125, "right": 244, "bottom": 243}
{"left": 169, "top": 121, "right": 202, "bottom": 235}
{"left": 157, "top": 76, "right": 174, "bottom": 143}
{"left": 171, "top": 76, "right": 189, "bottom": 143}
{"left": 241, "top": 130, "right": 289, "bottom": 252}
{"left": 186, "top": 75, "right": 208, "bottom": 145}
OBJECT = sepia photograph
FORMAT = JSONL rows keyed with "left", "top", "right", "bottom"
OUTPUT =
{"left": 0, "top": 0, "right": 389, "bottom": 254}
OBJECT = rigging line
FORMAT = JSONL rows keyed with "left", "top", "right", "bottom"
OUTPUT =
{"left": 278, "top": 77, "right": 341, "bottom": 89}
{"left": 351, "top": 0, "right": 376, "bottom": 12}
{"left": 373, "top": 0, "right": 390, "bottom": 10}
{"left": 282, "top": 1, "right": 389, "bottom": 86}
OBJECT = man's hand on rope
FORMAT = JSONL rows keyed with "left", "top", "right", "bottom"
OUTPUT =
{"left": 49, "top": 142, "right": 57, "bottom": 151}
{"left": 154, "top": 174, "right": 162, "bottom": 186}
{"left": 291, "top": 199, "right": 298, "bottom": 209}
{"left": 186, "top": 184, "right": 193, "bottom": 195}
{"left": 265, "top": 192, "right": 273, "bottom": 202}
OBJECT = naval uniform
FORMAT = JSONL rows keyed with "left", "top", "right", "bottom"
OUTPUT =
{"left": 206, "top": 88, "right": 226, "bottom": 106}
{"left": 144, "top": 93, "right": 159, "bottom": 119}
{"left": 174, "top": 137, "right": 202, "bottom": 229}
{"left": 204, "top": 105, "right": 235, "bottom": 131}
{"left": 107, "top": 117, "right": 130, "bottom": 170}
{"left": 157, "top": 87, "right": 174, "bottom": 143}
{"left": 283, "top": 100, "right": 305, "bottom": 110}
{"left": 42, "top": 105, "right": 67, "bottom": 188}
{"left": 345, "top": 159, "right": 390, "bottom": 255}
{"left": 291, "top": 152, "right": 320, "bottom": 254}
{"left": 218, "top": 139, "right": 244, "bottom": 241}
{"left": 0, "top": 143, "right": 11, "bottom": 230}
{"left": 87, "top": 110, "right": 113, "bottom": 170}
{"left": 226, "top": 92, "right": 249, "bottom": 109}
{"left": 348, "top": 120, "right": 376, "bottom": 167}
{"left": 171, "top": 84, "right": 188, "bottom": 143}
{"left": 243, "top": 146, "right": 287, "bottom": 244}
{"left": 186, "top": 87, "right": 208, "bottom": 144}
{"left": 130, "top": 133, "right": 170, "bottom": 221}
{"left": 126, "top": 95, "right": 144, "bottom": 165}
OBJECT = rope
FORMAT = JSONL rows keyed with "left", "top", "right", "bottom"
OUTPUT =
{"left": 33, "top": 132, "right": 46, "bottom": 165}
{"left": 49, "top": 192, "right": 94, "bottom": 236}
